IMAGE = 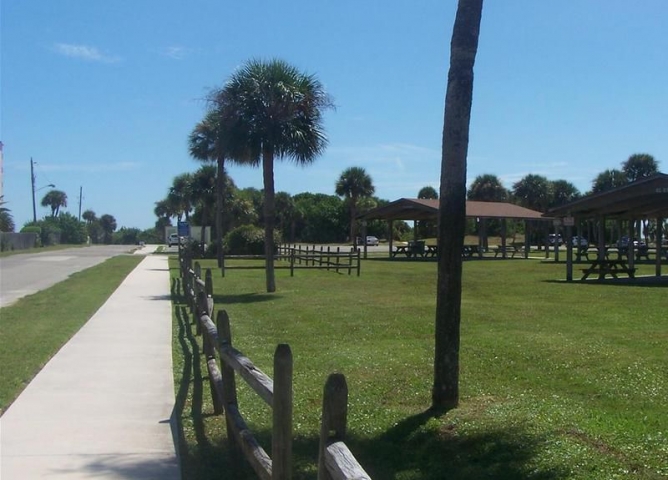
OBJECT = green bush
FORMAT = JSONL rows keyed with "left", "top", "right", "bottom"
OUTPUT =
{"left": 20, "top": 226, "right": 42, "bottom": 247}
{"left": 224, "top": 225, "right": 281, "bottom": 255}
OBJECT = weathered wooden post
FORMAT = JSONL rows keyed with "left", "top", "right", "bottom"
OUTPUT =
{"left": 318, "top": 373, "right": 348, "bottom": 480}
{"left": 336, "top": 247, "right": 341, "bottom": 274}
{"left": 217, "top": 310, "right": 239, "bottom": 449}
{"left": 273, "top": 344, "right": 293, "bottom": 480}
{"left": 356, "top": 248, "right": 361, "bottom": 277}
{"left": 205, "top": 268, "right": 213, "bottom": 297}
{"left": 290, "top": 249, "right": 295, "bottom": 277}
{"left": 327, "top": 246, "right": 331, "bottom": 271}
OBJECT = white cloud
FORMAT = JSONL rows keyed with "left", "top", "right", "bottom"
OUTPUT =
{"left": 52, "top": 43, "right": 121, "bottom": 63}
{"left": 161, "top": 46, "right": 191, "bottom": 60}
{"left": 40, "top": 162, "right": 141, "bottom": 173}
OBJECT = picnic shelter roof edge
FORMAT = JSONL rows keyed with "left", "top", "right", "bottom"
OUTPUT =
{"left": 545, "top": 173, "right": 668, "bottom": 219}
{"left": 358, "top": 198, "right": 548, "bottom": 221}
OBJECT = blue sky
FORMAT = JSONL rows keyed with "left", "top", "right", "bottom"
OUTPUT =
{"left": 2, "top": 1, "right": 667, "bottom": 230}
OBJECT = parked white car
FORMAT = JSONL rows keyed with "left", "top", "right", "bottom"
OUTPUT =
{"left": 168, "top": 233, "right": 183, "bottom": 247}
{"left": 355, "top": 236, "right": 379, "bottom": 246}
{"left": 571, "top": 236, "right": 588, "bottom": 247}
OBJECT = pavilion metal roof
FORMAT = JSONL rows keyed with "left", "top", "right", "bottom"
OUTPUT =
{"left": 546, "top": 173, "right": 668, "bottom": 219}
{"left": 358, "top": 198, "right": 547, "bottom": 221}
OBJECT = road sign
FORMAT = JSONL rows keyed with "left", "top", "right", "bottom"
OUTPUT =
{"left": 177, "top": 221, "right": 190, "bottom": 237}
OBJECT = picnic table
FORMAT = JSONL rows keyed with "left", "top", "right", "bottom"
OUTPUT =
{"left": 581, "top": 258, "right": 636, "bottom": 280}
{"left": 462, "top": 244, "right": 480, "bottom": 258}
{"left": 493, "top": 244, "right": 524, "bottom": 258}
{"left": 392, "top": 241, "right": 425, "bottom": 258}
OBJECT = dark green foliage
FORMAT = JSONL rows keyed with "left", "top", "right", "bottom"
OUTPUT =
{"left": 20, "top": 226, "right": 42, "bottom": 247}
{"left": 113, "top": 227, "right": 141, "bottom": 245}
{"left": 224, "top": 225, "right": 281, "bottom": 255}
{"left": 292, "top": 193, "right": 346, "bottom": 243}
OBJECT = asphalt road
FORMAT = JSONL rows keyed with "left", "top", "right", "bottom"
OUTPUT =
{"left": 0, "top": 245, "right": 153, "bottom": 308}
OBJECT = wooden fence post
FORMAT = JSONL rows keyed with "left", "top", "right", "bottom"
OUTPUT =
{"left": 290, "top": 249, "right": 295, "bottom": 277}
{"left": 318, "top": 373, "right": 348, "bottom": 480}
{"left": 356, "top": 248, "right": 361, "bottom": 277}
{"left": 205, "top": 268, "right": 213, "bottom": 297}
{"left": 273, "top": 344, "right": 293, "bottom": 480}
{"left": 217, "top": 310, "right": 239, "bottom": 449}
{"left": 336, "top": 247, "right": 341, "bottom": 274}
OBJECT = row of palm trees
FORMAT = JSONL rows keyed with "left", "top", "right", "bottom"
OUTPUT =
{"left": 185, "top": 58, "right": 334, "bottom": 292}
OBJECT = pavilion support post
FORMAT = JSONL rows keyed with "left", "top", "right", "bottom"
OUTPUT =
{"left": 523, "top": 220, "right": 530, "bottom": 258}
{"left": 565, "top": 222, "right": 573, "bottom": 282}
{"left": 576, "top": 220, "right": 584, "bottom": 262}
{"left": 500, "top": 218, "right": 507, "bottom": 258}
{"left": 655, "top": 218, "right": 663, "bottom": 277}
{"left": 597, "top": 217, "right": 606, "bottom": 261}
{"left": 627, "top": 220, "right": 635, "bottom": 269}
{"left": 388, "top": 220, "right": 394, "bottom": 259}
{"left": 480, "top": 218, "right": 487, "bottom": 254}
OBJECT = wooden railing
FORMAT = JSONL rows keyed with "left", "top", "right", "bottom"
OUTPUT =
{"left": 178, "top": 253, "right": 370, "bottom": 479}
{"left": 218, "top": 245, "right": 361, "bottom": 277}
{"left": 277, "top": 244, "right": 361, "bottom": 277}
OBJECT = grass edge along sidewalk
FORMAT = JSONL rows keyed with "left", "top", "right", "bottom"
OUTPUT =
{"left": 170, "top": 257, "right": 667, "bottom": 480}
{"left": 0, "top": 255, "right": 143, "bottom": 414}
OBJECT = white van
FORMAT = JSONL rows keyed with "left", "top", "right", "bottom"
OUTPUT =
{"left": 168, "top": 233, "right": 180, "bottom": 247}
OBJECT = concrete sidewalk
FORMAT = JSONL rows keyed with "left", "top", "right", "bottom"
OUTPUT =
{"left": 0, "top": 253, "right": 180, "bottom": 479}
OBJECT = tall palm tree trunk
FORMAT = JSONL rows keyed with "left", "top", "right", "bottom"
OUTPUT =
{"left": 350, "top": 198, "right": 358, "bottom": 245}
{"left": 263, "top": 149, "right": 277, "bottom": 293}
{"left": 433, "top": 0, "right": 484, "bottom": 411}
{"left": 216, "top": 156, "right": 225, "bottom": 268}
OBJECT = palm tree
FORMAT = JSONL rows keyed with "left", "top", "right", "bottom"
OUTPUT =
{"left": 0, "top": 196, "right": 15, "bottom": 232}
{"left": 212, "top": 58, "right": 333, "bottom": 292}
{"left": 335, "top": 167, "right": 375, "bottom": 246}
{"left": 99, "top": 214, "right": 117, "bottom": 244}
{"left": 418, "top": 186, "right": 439, "bottom": 200}
{"left": 433, "top": 0, "right": 484, "bottom": 411}
{"left": 168, "top": 173, "right": 195, "bottom": 222}
{"left": 622, "top": 153, "right": 659, "bottom": 183}
{"left": 591, "top": 169, "right": 627, "bottom": 194}
{"left": 549, "top": 179, "right": 580, "bottom": 208}
{"left": 512, "top": 174, "right": 552, "bottom": 212}
{"left": 41, "top": 189, "right": 68, "bottom": 217}
{"left": 82, "top": 209, "right": 97, "bottom": 224}
{"left": 189, "top": 110, "right": 249, "bottom": 266}
{"left": 467, "top": 174, "right": 508, "bottom": 201}
{"left": 190, "top": 165, "right": 217, "bottom": 250}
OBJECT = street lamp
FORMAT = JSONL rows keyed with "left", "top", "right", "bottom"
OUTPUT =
{"left": 31, "top": 158, "right": 55, "bottom": 223}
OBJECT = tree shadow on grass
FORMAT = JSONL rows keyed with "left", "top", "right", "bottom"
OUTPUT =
{"left": 211, "top": 292, "right": 281, "bottom": 305}
{"left": 543, "top": 277, "right": 668, "bottom": 288}
{"left": 344, "top": 409, "right": 569, "bottom": 480}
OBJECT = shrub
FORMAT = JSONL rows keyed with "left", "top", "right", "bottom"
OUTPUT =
{"left": 20, "top": 226, "right": 42, "bottom": 247}
{"left": 224, "top": 225, "right": 281, "bottom": 255}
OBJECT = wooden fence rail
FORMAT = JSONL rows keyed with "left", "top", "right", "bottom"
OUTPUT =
{"left": 220, "top": 245, "right": 360, "bottom": 277}
{"left": 179, "top": 251, "right": 370, "bottom": 479}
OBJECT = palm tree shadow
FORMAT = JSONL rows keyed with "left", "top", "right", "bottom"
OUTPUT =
{"left": 211, "top": 293, "right": 280, "bottom": 305}
{"left": 347, "top": 408, "right": 568, "bottom": 480}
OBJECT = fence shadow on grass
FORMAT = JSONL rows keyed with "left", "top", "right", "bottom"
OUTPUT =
{"left": 172, "top": 280, "right": 256, "bottom": 479}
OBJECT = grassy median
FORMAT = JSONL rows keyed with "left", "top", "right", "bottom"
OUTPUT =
{"left": 0, "top": 255, "right": 143, "bottom": 413}
{"left": 171, "top": 256, "right": 667, "bottom": 480}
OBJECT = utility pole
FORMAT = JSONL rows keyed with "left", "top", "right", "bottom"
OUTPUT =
{"left": 31, "top": 158, "right": 37, "bottom": 223}
{"left": 78, "top": 186, "right": 83, "bottom": 221}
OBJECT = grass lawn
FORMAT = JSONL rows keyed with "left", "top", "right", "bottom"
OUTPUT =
{"left": 171, "top": 256, "right": 667, "bottom": 480}
{"left": 0, "top": 255, "right": 143, "bottom": 413}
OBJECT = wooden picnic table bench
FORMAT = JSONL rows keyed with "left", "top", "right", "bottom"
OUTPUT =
{"left": 581, "top": 259, "right": 636, "bottom": 280}
{"left": 493, "top": 244, "right": 524, "bottom": 258}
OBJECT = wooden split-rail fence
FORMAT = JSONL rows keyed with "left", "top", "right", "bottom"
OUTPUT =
{"left": 220, "top": 244, "right": 361, "bottom": 277}
{"left": 179, "top": 254, "right": 371, "bottom": 480}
